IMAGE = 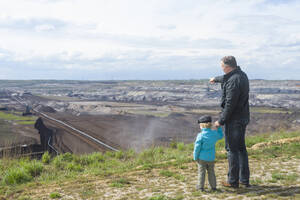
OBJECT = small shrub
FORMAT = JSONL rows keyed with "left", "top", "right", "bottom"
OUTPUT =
{"left": 66, "top": 162, "right": 84, "bottom": 172}
{"left": 49, "top": 192, "right": 61, "bottom": 199}
{"left": 89, "top": 152, "right": 105, "bottom": 162}
{"left": 115, "top": 151, "right": 124, "bottom": 159}
{"left": 23, "top": 160, "right": 43, "bottom": 177}
{"left": 42, "top": 152, "right": 51, "bottom": 164}
{"left": 177, "top": 142, "right": 185, "bottom": 151}
{"left": 170, "top": 141, "right": 177, "bottom": 149}
{"left": 3, "top": 167, "right": 32, "bottom": 185}
{"left": 123, "top": 149, "right": 136, "bottom": 160}
{"left": 138, "top": 148, "right": 156, "bottom": 164}
{"left": 61, "top": 152, "right": 74, "bottom": 162}
{"left": 156, "top": 147, "right": 164, "bottom": 154}
{"left": 105, "top": 151, "right": 115, "bottom": 158}
{"left": 52, "top": 156, "right": 65, "bottom": 169}
{"left": 75, "top": 153, "right": 105, "bottom": 166}
{"left": 141, "top": 163, "right": 154, "bottom": 170}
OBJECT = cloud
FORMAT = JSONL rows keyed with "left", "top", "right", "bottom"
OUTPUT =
{"left": 0, "top": 0, "right": 299, "bottom": 80}
{"left": 157, "top": 24, "right": 176, "bottom": 30}
{"left": 0, "top": 17, "right": 67, "bottom": 31}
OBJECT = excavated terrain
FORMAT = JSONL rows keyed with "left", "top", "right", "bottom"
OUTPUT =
{"left": 0, "top": 80, "right": 300, "bottom": 154}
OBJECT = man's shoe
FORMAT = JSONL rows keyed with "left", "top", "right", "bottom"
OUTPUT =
{"left": 222, "top": 181, "right": 239, "bottom": 188}
{"left": 239, "top": 182, "right": 250, "bottom": 188}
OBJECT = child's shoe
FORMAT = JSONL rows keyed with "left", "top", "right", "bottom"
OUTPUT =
{"left": 196, "top": 185, "right": 204, "bottom": 191}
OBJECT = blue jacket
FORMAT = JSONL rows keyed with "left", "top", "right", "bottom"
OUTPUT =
{"left": 193, "top": 127, "right": 223, "bottom": 161}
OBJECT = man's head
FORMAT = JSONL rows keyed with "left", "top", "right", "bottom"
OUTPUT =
{"left": 220, "top": 56, "right": 237, "bottom": 74}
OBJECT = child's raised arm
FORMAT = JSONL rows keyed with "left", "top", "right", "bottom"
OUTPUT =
{"left": 216, "top": 127, "right": 223, "bottom": 140}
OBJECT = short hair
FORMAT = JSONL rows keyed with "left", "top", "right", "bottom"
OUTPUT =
{"left": 200, "top": 122, "right": 212, "bottom": 129}
{"left": 221, "top": 56, "right": 237, "bottom": 68}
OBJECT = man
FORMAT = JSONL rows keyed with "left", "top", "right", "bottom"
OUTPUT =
{"left": 210, "top": 56, "right": 250, "bottom": 188}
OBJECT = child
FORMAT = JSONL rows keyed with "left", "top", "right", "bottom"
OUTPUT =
{"left": 193, "top": 115, "right": 223, "bottom": 191}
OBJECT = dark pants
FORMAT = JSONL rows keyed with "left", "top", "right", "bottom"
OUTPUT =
{"left": 224, "top": 119, "right": 250, "bottom": 185}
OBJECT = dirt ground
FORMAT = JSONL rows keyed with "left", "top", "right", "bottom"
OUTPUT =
{"left": 2, "top": 92, "right": 300, "bottom": 153}
{"left": 43, "top": 106, "right": 300, "bottom": 153}
{"left": 21, "top": 155, "right": 300, "bottom": 200}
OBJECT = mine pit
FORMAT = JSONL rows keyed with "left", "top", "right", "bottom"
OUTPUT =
{"left": 0, "top": 80, "right": 300, "bottom": 157}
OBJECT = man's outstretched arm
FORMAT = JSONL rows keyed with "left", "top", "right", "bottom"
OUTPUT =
{"left": 210, "top": 75, "right": 224, "bottom": 84}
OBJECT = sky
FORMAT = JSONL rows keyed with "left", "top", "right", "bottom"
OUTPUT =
{"left": 0, "top": 0, "right": 299, "bottom": 80}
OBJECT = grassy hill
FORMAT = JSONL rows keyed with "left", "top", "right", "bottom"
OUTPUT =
{"left": 0, "top": 131, "right": 299, "bottom": 200}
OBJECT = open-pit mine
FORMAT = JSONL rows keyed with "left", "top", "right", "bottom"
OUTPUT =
{"left": 0, "top": 80, "right": 299, "bottom": 156}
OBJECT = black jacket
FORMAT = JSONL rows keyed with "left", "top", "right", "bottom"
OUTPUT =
{"left": 214, "top": 66, "right": 250, "bottom": 125}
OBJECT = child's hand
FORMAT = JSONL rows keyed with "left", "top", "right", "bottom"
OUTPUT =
{"left": 214, "top": 121, "right": 221, "bottom": 127}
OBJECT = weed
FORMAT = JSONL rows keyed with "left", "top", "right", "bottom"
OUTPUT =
{"left": 110, "top": 178, "right": 130, "bottom": 188}
{"left": 0, "top": 111, "right": 36, "bottom": 122}
{"left": 49, "top": 192, "right": 61, "bottom": 199}
{"left": 170, "top": 141, "right": 177, "bottom": 149}
{"left": 250, "top": 178, "right": 263, "bottom": 185}
{"left": 3, "top": 167, "right": 32, "bottom": 185}
{"left": 159, "top": 170, "right": 185, "bottom": 181}
{"left": 17, "top": 121, "right": 36, "bottom": 125}
{"left": 160, "top": 170, "right": 175, "bottom": 177}
{"left": 271, "top": 172, "right": 285, "bottom": 181}
{"left": 215, "top": 139, "right": 225, "bottom": 150}
{"left": 61, "top": 152, "right": 74, "bottom": 162}
{"left": 23, "top": 160, "right": 43, "bottom": 177}
{"left": 170, "top": 194, "right": 184, "bottom": 200}
{"left": 105, "top": 151, "right": 115, "bottom": 158}
{"left": 80, "top": 185, "right": 96, "bottom": 199}
{"left": 115, "top": 151, "right": 125, "bottom": 159}
{"left": 141, "top": 163, "right": 155, "bottom": 170}
{"left": 42, "top": 152, "right": 51, "bottom": 164}
{"left": 75, "top": 152, "right": 105, "bottom": 166}
{"left": 177, "top": 142, "right": 185, "bottom": 151}
{"left": 148, "top": 194, "right": 168, "bottom": 200}
{"left": 66, "top": 162, "right": 84, "bottom": 172}
{"left": 17, "top": 196, "right": 32, "bottom": 200}
{"left": 52, "top": 156, "right": 65, "bottom": 170}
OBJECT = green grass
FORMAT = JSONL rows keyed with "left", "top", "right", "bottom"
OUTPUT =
{"left": 0, "top": 111, "right": 36, "bottom": 121}
{"left": 0, "top": 111, "right": 37, "bottom": 125}
{"left": 159, "top": 170, "right": 185, "bottom": 181}
{"left": 245, "top": 131, "right": 300, "bottom": 148}
{"left": 271, "top": 172, "right": 299, "bottom": 183}
{"left": 110, "top": 178, "right": 131, "bottom": 188}
{"left": 148, "top": 195, "right": 168, "bottom": 200}
{"left": 49, "top": 192, "right": 61, "bottom": 199}
{"left": 0, "top": 131, "right": 299, "bottom": 199}
{"left": 16, "top": 121, "right": 36, "bottom": 125}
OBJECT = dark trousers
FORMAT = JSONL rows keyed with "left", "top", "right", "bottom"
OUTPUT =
{"left": 224, "top": 119, "right": 250, "bottom": 185}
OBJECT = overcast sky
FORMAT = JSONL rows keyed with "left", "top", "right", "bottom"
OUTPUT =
{"left": 0, "top": 0, "right": 299, "bottom": 80}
